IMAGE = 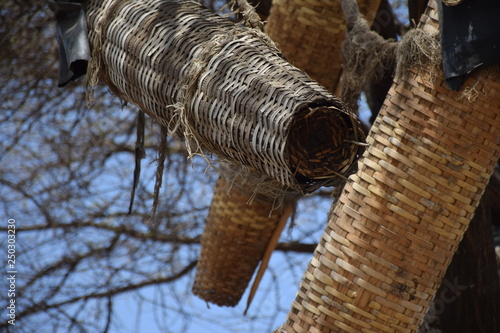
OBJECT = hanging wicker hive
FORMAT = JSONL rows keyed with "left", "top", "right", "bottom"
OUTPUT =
{"left": 85, "top": 0, "right": 365, "bottom": 195}
{"left": 281, "top": 1, "right": 500, "bottom": 332}
{"left": 195, "top": 0, "right": 387, "bottom": 308}
{"left": 193, "top": 0, "right": 383, "bottom": 308}
{"left": 265, "top": 0, "right": 381, "bottom": 93}
{"left": 193, "top": 177, "right": 290, "bottom": 306}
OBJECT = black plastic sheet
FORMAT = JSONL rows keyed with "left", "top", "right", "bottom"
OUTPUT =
{"left": 48, "top": 0, "right": 90, "bottom": 87}
{"left": 438, "top": 0, "right": 500, "bottom": 90}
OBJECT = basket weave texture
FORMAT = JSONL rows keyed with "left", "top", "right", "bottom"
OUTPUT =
{"left": 193, "top": 177, "right": 284, "bottom": 306}
{"left": 85, "top": 0, "right": 364, "bottom": 194}
{"left": 265, "top": 0, "right": 381, "bottom": 93}
{"left": 282, "top": 1, "right": 500, "bottom": 332}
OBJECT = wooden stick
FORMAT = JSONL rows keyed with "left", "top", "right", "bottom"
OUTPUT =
{"left": 244, "top": 204, "right": 294, "bottom": 315}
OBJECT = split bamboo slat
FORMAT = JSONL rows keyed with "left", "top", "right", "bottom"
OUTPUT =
{"left": 85, "top": 0, "right": 364, "bottom": 195}
{"left": 193, "top": 177, "right": 287, "bottom": 306}
{"left": 265, "top": 0, "right": 381, "bottom": 93}
{"left": 281, "top": 1, "right": 500, "bottom": 332}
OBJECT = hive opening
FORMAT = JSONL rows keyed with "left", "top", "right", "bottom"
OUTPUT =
{"left": 287, "top": 103, "right": 363, "bottom": 192}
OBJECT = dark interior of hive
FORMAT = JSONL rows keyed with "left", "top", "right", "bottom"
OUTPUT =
{"left": 287, "top": 102, "right": 361, "bottom": 191}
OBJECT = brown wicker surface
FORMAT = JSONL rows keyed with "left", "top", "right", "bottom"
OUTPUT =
{"left": 85, "top": 0, "right": 364, "bottom": 194}
{"left": 282, "top": 1, "right": 500, "bottom": 332}
{"left": 193, "top": 177, "right": 285, "bottom": 306}
{"left": 265, "top": 0, "right": 381, "bottom": 93}
{"left": 288, "top": 106, "right": 360, "bottom": 182}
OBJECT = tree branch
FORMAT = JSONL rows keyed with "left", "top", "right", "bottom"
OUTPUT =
{"left": 1, "top": 261, "right": 198, "bottom": 329}
{"left": 2, "top": 221, "right": 317, "bottom": 253}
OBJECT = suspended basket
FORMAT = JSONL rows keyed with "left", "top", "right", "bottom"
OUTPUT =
{"left": 265, "top": 0, "right": 381, "bottom": 93}
{"left": 85, "top": 0, "right": 365, "bottom": 195}
{"left": 194, "top": 0, "right": 381, "bottom": 309}
{"left": 282, "top": 1, "right": 500, "bottom": 332}
{"left": 193, "top": 0, "right": 380, "bottom": 309}
{"left": 193, "top": 177, "right": 288, "bottom": 306}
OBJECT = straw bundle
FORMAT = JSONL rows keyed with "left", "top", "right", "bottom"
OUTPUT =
{"left": 85, "top": 0, "right": 364, "bottom": 194}
{"left": 265, "top": 0, "right": 381, "bottom": 93}
{"left": 281, "top": 1, "right": 500, "bottom": 332}
{"left": 193, "top": 177, "right": 288, "bottom": 306}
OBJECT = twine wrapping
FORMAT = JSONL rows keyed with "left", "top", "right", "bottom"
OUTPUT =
{"left": 265, "top": 0, "right": 381, "bottom": 94}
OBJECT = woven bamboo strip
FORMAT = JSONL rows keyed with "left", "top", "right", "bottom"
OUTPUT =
{"left": 193, "top": 177, "right": 285, "bottom": 306}
{"left": 265, "top": 0, "right": 381, "bottom": 93}
{"left": 281, "top": 1, "right": 500, "bottom": 332}
{"left": 85, "top": 0, "right": 364, "bottom": 194}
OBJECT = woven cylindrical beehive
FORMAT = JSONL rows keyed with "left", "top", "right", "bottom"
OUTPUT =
{"left": 85, "top": 0, "right": 364, "bottom": 194}
{"left": 265, "top": 0, "right": 381, "bottom": 93}
{"left": 281, "top": 1, "right": 500, "bottom": 332}
{"left": 193, "top": 177, "right": 286, "bottom": 306}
